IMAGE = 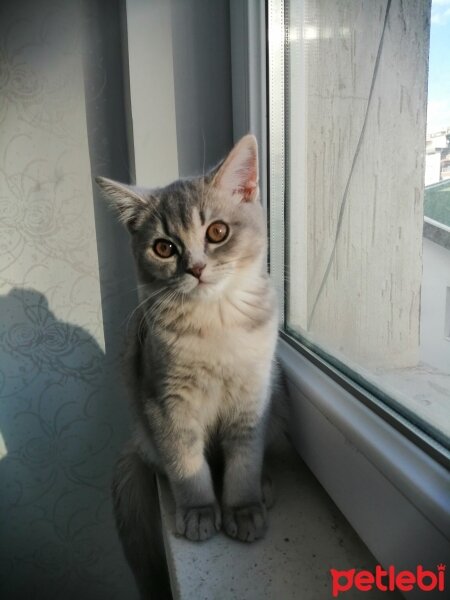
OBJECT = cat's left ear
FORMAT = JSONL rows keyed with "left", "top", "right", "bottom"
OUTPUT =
{"left": 95, "top": 176, "right": 154, "bottom": 232}
{"left": 212, "top": 134, "right": 259, "bottom": 203}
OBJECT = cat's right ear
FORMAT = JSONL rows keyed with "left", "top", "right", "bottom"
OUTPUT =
{"left": 211, "top": 134, "right": 259, "bottom": 203}
{"left": 95, "top": 177, "right": 154, "bottom": 232}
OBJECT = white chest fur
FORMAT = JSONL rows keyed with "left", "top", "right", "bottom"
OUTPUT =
{"left": 164, "top": 294, "right": 278, "bottom": 428}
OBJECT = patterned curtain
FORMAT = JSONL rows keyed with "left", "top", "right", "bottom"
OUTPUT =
{"left": 0, "top": 1, "right": 138, "bottom": 597}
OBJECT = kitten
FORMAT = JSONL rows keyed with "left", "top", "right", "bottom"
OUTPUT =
{"left": 96, "top": 134, "right": 278, "bottom": 595}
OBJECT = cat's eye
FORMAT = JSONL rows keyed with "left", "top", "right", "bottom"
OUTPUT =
{"left": 153, "top": 239, "right": 176, "bottom": 258}
{"left": 206, "top": 221, "right": 229, "bottom": 244}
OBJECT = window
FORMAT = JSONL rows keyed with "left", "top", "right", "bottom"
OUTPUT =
{"left": 269, "top": 0, "right": 450, "bottom": 457}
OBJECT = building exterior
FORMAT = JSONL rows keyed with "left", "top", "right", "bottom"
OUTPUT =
{"left": 421, "top": 178, "right": 450, "bottom": 374}
{"left": 425, "top": 127, "right": 450, "bottom": 185}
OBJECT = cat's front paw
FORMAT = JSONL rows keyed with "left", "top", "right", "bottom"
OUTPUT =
{"left": 223, "top": 503, "right": 267, "bottom": 542}
{"left": 176, "top": 504, "right": 221, "bottom": 541}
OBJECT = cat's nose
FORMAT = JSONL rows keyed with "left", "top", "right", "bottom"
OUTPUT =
{"left": 186, "top": 262, "right": 206, "bottom": 279}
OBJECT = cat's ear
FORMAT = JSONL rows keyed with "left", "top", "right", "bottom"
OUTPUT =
{"left": 212, "top": 134, "right": 259, "bottom": 203}
{"left": 95, "top": 176, "right": 153, "bottom": 231}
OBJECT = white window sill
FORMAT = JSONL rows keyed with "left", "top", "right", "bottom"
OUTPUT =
{"left": 157, "top": 446, "right": 397, "bottom": 599}
{"left": 278, "top": 335, "right": 450, "bottom": 599}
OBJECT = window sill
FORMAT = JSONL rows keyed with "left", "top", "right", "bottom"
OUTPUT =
{"left": 157, "top": 447, "right": 398, "bottom": 599}
{"left": 278, "top": 335, "right": 450, "bottom": 596}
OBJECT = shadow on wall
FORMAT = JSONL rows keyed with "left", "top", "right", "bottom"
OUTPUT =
{"left": 0, "top": 288, "right": 134, "bottom": 599}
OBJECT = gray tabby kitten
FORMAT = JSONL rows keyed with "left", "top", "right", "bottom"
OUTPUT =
{"left": 97, "top": 135, "right": 278, "bottom": 596}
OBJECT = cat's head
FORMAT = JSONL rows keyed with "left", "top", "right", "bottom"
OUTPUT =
{"left": 96, "top": 135, "right": 267, "bottom": 299}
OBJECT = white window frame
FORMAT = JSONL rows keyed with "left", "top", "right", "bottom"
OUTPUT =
{"left": 230, "top": 0, "right": 450, "bottom": 582}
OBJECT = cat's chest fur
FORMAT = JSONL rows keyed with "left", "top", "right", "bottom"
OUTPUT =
{"left": 167, "top": 289, "right": 277, "bottom": 374}
{"left": 176, "top": 321, "right": 275, "bottom": 381}
{"left": 151, "top": 286, "right": 278, "bottom": 428}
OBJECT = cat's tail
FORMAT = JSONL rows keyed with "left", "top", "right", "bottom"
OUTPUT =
{"left": 261, "top": 360, "right": 296, "bottom": 508}
{"left": 112, "top": 447, "right": 172, "bottom": 600}
{"left": 266, "top": 359, "right": 292, "bottom": 454}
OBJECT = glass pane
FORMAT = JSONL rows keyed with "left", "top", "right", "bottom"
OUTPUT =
{"left": 284, "top": 0, "right": 450, "bottom": 449}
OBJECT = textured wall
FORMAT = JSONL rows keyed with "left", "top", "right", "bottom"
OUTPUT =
{"left": 0, "top": 1, "right": 138, "bottom": 597}
{"left": 0, "top": 0, "right": 235, "bottom": 597}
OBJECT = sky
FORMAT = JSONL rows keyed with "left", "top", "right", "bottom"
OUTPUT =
{"left": 427, "top": 0, "right": 450, "bottom": 132}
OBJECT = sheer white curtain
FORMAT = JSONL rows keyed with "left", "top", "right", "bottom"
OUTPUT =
{"left": 0, "top": 1, "right": 139, "bottom": 597}
{"left": 0, "top": 0, "right": 233, "bottom": 597}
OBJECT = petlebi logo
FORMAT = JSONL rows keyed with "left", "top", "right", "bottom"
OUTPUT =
{"left": 330, "top": 564, "right": 446, "bottom": 597}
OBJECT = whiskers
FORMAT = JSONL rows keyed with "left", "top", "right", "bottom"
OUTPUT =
{"left": 225, "top": 297, "right": 262, "bottom": 325}
{"left": 215, "top": 253, "right": 255, "bottom": 268}
{"left": 123, "top": 287, "right": 165, "bottom": 332}
{"left": 136, "top": 287, "right": 187, "bottom": 342}
{"left": 124, "top": 285, "right": 180, "bottom": 344}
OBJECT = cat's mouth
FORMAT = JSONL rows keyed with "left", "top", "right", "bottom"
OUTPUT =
{"left": 194, "top": 279, "right": 212, "bottom": 290}
{"left": 188, "top": 277, "right": 220, "bottom": 297}
{"left": 181, "top": 277, "right": 212, "bottom": 294}
{"left": 182, "top": 272, "right": 228, "bottom": 296}
{"left": 190, "top": 273, "right": 212, "bottom": 287}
